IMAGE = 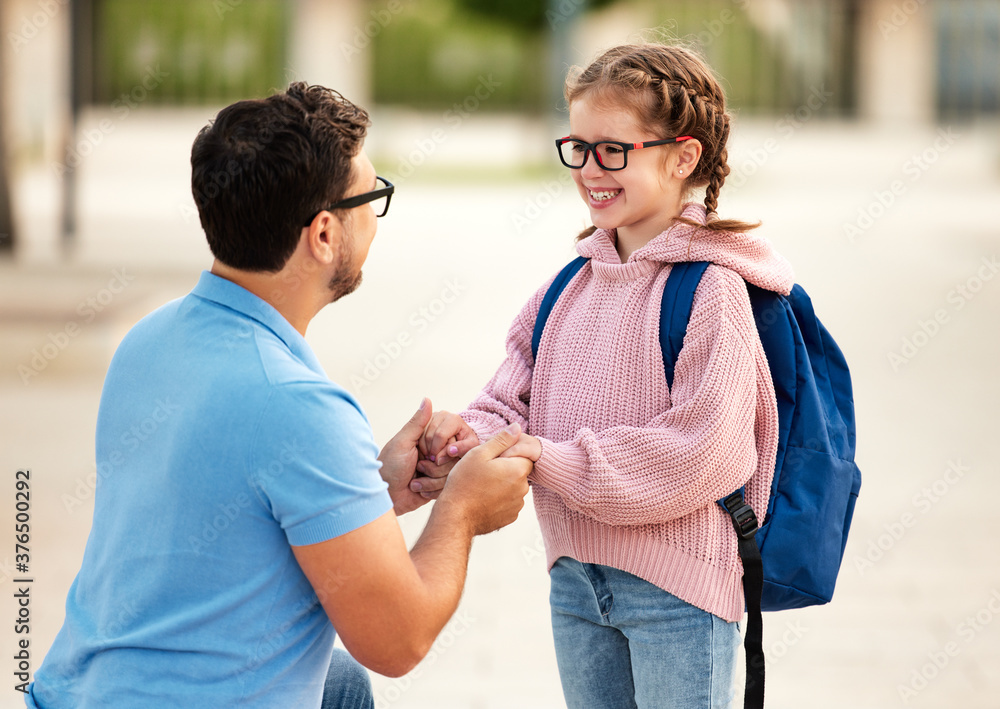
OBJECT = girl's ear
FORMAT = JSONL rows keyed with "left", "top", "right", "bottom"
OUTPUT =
{"left": 676, "top": 138, "right": 703, "bottom": 178}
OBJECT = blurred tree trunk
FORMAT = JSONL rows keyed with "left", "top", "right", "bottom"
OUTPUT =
{"left": 0, "top": 131, "right": 12, "bottom": 255}
{"left": 0, "top": 142, "right": 14, "bottom": 254}
{"left": 0, "top": 9, "right": 14, "bottom": 255}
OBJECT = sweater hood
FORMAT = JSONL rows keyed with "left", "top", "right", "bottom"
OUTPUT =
{"left": 577, "top": 203, "right": 795, "bottom": 295}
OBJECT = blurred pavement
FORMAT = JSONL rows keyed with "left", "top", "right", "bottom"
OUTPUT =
{"left": 1, "top": 109, "right": 999, "bottom": 708}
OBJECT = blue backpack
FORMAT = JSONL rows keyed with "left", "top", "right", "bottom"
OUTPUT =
{"left": 532, "top": 256, "right": 862, "bottom": 709}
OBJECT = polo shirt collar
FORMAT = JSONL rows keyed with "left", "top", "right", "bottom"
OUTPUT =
{"left": 191, "top": 270, "right": 326, "bottom": 376}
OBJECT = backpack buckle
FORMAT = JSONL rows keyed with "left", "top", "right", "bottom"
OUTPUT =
{"left": 722, "top": 493, "right": 759, "bottom": 540}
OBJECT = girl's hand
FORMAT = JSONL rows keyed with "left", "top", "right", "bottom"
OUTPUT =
{"left": 418, "top": 411, "right": 480, "bottom": 465}
{"left": 500, "top": 433, "right": 542, "bottom": 462}
{"left": 414, "top": 411, "right": 481, "bottom": 498}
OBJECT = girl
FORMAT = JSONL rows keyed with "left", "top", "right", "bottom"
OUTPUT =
{"left": 419, "top": 42, "right": 794, "bottom": 708}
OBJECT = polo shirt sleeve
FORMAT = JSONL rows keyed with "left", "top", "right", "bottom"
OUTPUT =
{"left": 249, "top": 382, "right": 392, "bottom": 547}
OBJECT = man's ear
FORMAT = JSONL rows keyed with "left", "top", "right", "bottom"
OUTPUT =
{"left": 304, "top": 211, "right": 343, "bottom": 266}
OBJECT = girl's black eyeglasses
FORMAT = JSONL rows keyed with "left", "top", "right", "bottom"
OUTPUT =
{"left": 555, "top": 136, "right": 693, "bottom": 171}
{"left": 304, "top": 176, "right": 394, "bottom": 225}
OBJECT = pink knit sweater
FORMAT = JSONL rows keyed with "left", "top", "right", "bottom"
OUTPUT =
{"left": 462, "top": 204, "right": 795, "bottom": 622}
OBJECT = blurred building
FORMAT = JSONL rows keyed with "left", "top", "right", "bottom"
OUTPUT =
{"left": 5, "top": 0, "right": 999, "bottom": 154}
{"left": 0, "top": 0, "right": 996, "bottom": 256}
{"left": 1, "top": 0, "right": 369, "bottom": 171}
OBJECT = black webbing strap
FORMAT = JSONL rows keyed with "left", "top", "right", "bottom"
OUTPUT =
{"left": 722, "top": 491, "right": 765, "bottom": 709}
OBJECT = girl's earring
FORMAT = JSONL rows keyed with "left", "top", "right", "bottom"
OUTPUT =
{"left": 678, "top": 169, "right": 684, "bottom": 175}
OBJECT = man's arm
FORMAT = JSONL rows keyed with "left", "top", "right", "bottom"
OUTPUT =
{"left": 292, "top": 421, "right": 530, "bottom": 677}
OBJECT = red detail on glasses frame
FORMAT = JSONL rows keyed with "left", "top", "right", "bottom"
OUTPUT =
{"left": 633, "top": 136, "right": 694, "bottom": 149}
{"left": 558, "top": 136, "right": 693, "bottom": 146}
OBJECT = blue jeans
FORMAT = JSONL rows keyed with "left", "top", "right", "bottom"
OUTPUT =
{"left": 549, "top": 557, "right": 739, "bottom": 709}
{"left": 321, "top": 648, "right": 374, "bottom": 709}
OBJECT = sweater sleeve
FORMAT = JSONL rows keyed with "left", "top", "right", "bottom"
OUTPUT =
{"left": 530, "top": 266, "right": 763, "bottom": 526}
{"left": 460, "top": 278, "right": 552, "bottom": 441}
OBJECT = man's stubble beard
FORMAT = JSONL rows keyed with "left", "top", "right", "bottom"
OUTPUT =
{"left": 327, "top": 212, "right": 364, "bottom": 303}
{"left": 328, "top": 266, "right": 363, "bottom": 303}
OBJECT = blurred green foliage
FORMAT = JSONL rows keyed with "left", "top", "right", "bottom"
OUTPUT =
{"left": 94, "top": 0, "right": 288, "bottom": 104}
{"left": 453, "top": 0, "right": 553, "bottom": 30}
{"left": 87, "top": 0, "right": 854, "bottom": 116}
{"left": 646, "top": 0, "right": 854, "bottom": 115}
{"left": 372, "top": 0, "right": 853, "bottom": 115}
{"left": 454, "top": 0, "right": 616, "bottom": 32}
{"left": 372, "top": 0, "right": 549, "bottom": 112}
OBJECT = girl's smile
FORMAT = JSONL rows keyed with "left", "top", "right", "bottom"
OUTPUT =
{"left": 586, "top": 187, "right": 623, "bottom": 207}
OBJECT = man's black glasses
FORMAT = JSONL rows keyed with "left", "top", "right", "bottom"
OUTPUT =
{"left": 305, "top": 176, "right": 394, "bottom": 225}
{"left": 555, "top": 136, "right": 693, "bottom": 171}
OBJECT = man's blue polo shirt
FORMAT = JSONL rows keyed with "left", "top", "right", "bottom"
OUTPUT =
{"left": 28, "top": 271, "right": 392, "bottom": 708}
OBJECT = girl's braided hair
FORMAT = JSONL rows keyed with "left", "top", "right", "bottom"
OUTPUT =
{"left": 566, "top": 43, "right": 759, "bottom": 238}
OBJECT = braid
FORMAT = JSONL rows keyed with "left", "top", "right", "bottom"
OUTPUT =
{"left": 703, "top": 114, "right": 731, "bottom": 216}
{"left": 665, "top": 72, "right": 731, "bottom": 218}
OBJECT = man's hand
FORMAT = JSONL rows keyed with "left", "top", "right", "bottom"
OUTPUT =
{"left": 500, "top": 433, "right": 542, "bottom": 462}
{"left": 378, "top": 398, "right": 440, "bottom": 515}
{"left": 294, "top": 421, "right": 533, "bottom": 678}
{"left": 437, "top": 423, "right": 532, "bottom": 536}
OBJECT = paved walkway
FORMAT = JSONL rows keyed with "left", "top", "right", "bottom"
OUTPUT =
{"left": 1, "top": 110, "right": 998, "bottom": 708}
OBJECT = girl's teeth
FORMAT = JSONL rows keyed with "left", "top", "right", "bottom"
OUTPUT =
{"left": 590, "top": 190, "right": 619, "bottom": 201}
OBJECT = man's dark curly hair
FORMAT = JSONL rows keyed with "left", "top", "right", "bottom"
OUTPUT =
{"left": 191, "top": 83, "right": 371, "bottom": 272}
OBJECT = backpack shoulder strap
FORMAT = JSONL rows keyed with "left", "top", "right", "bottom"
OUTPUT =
{"left": 658, "top": 261, "right": 710, "bottom": 390}
{"left": 531, "top": 256, "right": 590, "bottom": 362}
{"left": 721, "top": 490, "right": 766, "bottom": 709}
{"left": 746, "top": 284, "right": 799, "bottom": 486}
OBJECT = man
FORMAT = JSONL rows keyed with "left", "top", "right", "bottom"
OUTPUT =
{"left": 27, "top": 83, "right": 531, "bottom": 708}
